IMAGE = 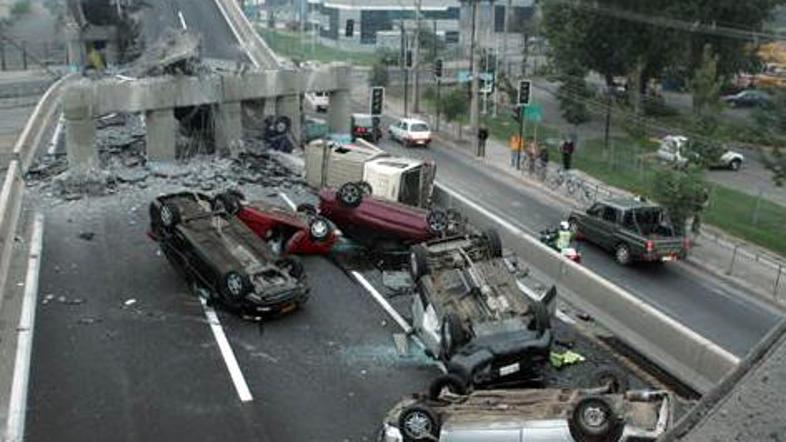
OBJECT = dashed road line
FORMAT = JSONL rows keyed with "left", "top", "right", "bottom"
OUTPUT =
{"left": 278, "top": 192, "right": 297, "bottom": 211}
{"left": 178, "top": 11, "right": 188, "bottom": 30}
{"left": 5, "top": 213, "right": 45, "bottom": 442}
{"left": 199, "top": 298, "right": 253, "bottom": 402}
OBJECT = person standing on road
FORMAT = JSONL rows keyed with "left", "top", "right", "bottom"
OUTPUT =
{"left": 561, "top": 138, "right": 575, "bottom": 170}
{"left": 510, "top": 134, "right": 523, "bottom": 169}
{"left": 556, "top": 221, "right": 573, "bottom": 251}
{"left": 478, "top": 127, "right": 489, "bottom": 157}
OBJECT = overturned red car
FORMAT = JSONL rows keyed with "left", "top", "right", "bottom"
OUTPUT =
{"left": 214, "top": 190, "right": 338, "bottom": 256}
{"left": 317, "top": 182, "right": 461, "bottom": 247}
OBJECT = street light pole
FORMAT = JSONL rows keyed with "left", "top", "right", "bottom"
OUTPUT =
{"left": 413, "top": 0, "right": 422, "bottom": 113}
{"left": 469, "top": 0, "right": 480, "bottom": 155}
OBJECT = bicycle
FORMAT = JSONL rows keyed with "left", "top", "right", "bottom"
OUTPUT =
{"left": 533, "top": 159, "right": 549, "bottom": 182}
{"left": 547, "top": 167, "right": 570, "bottom": 190}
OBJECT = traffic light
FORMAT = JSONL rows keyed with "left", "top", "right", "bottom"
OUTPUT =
{"left": 434, "top": 59, "right": 443, "bottom": 79}
{"left": 345, "top": 19, "right": 354, "bottom": 37}
{"left": 517, "top": 79, "right": 532, "bottom": 106}
{"left": 406, "top": 50, "right": 413, "bottom": 68}
{"left": 370, "top": 86, "right": 385, "bottom": 116}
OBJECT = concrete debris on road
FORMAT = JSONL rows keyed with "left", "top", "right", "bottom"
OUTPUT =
{"left": 382, "top": 271, "right": 413, "bottom": 293}
{"left": 77, "top": 232, "right": 95, "bottom": 241}
{"left": 124, "top": 298, "right": 137, "bottom": 307}
{"left": 122, "top": 29, "right": 204, "bottom": 78}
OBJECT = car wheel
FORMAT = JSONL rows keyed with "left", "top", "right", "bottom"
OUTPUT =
{"left": 357, "top": 181, "right": 373, "bottom": 196}
{"left": 426, "top": 209, "right": 449, "bottom": 234}
{"left": 428, "top": 373, "right": 469, "bottom": 400}
{"left": 483, "top": 228, "right": 503, "bottom": 257}
{"left": 274, "top": 116, "right": 291, "bottom": 134}
{"left": 159, "top": 202, "right": 181, "bottom": 229}
{"left": 568, "top": 396, "right": 623, "bottom": 442}
{"left": 214, "top": 191, "right": 243, "bottom": 216}
{"left": 440, "top": 312, "right": 467, "bottom": 359}
{"left": 409, "top": 244, "right": 429, "bottom": 280}
{"left": 730, "top": 158, "right": 742, "bottom": 171}
{"left": 296, "top": 203, "right": 317, "bottom": 216}
{"left": 614, "top": 243, "right": 631, "bottom": 266}
{"left": 337, "top": 182, "right": 363, "bottom": 208}
{"left": 589, "top": 369, "right": 629, "bottom": 394}
{"left": 398, "top": 404, "right": 440, "bottom": 442}
{"left": 308, "top": 216, "right": 331, "bottom": 241}
{"left": 221, "top": 271, "right": 251, "bottom": 304}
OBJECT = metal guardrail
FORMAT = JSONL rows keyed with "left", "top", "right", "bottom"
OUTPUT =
{"left": 0, "top": 74, "right": 72, "bottom": 312}
{"left": 431, "top": 183, "right": 740, "bottom": 394}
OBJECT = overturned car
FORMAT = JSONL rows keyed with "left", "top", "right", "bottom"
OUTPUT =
{"left": 149, "top": 192, "right": 309, "bottom": 316}
{"left": 409, "top": 229, "right": 556, "bottom": 390}
{"left": 380, "top": 373, "right": 672, "bottom": 442}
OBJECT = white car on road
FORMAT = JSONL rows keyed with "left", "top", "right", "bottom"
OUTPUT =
{"left": 307, "top": 91, "right": 329, "bottom": 112}
{"left": 657, "top": 135, "right": 744, "bottom": 171}
{"left": 388, "top": 118, "right": 432, "bottom": 147}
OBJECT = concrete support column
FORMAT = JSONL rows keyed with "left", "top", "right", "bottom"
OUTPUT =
{"left": 327, "top": 64, "right": 352, "bottom": 134}
{"left": 276, "top": 94, "right": 301, "bottom": 146}
{"left": 214, "top": 101, "right": 244, "bottom": 157}
{"left": 145, "top": 109, "right": 177, "bottom": 161}
{"left": 63, "top": 81, "right": 98, "bottom": 173}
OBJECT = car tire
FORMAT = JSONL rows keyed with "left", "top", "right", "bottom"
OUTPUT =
{"left": 296, "top": 203, "right": 317, "bottom": 215}
{"left": 221, "top": 271, "right": 251, "bottom": 305}
{"left": 214, "top": 191, "right": 243, "bottom": 216}
{"left": 337, "top": 182, "right": 363, "bottom": 208}
{"left": 274, "top": 116, "right": 291, "bottom": 134}
{"left": 614, "top": 243, "right": 632, "bottom": 266}
{"left": 529, "top": 299, "right": 552, "bottom": 336}
{"left": 357, "top": 181, "right": 373, "bottom": 196}
{"left": 276, "top": 257, "right": 305, "bottom": 278}
{"left": 483, "top": 228, "right": 503, "bottom": 257}
{"left": 308, "top": 216, "right": 332, "bottom": 241}
{"left": 409, "top": 244, "right": 430, "bottom": 280}
{"left": 440, "top": 312, "right": 467, "bottom": 359}
{"left": 398, "top": 404, "right": 440, "bottom": 442}
{"left": 428, "top": 373, "right": 469, "bottom": 400}
{"left": 589, "top": 369, "right": 629, "bottom": 394}
{"left": 426, "top": 209, "right": 449, "bottom": 234}
{"left": 159, "top": 202, "right": 181, "bottom": 230}
{"left": 730, "top": 158, "right": 742, "bottom": 171}
{"left": 568, "top": 396, "right": 624, "bottom": 442}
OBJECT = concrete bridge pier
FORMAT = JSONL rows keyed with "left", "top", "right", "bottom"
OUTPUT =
{"left": 145, "top": 109, "right": 176, "bottom": 161}
{"left": 63, "top": 81, "right": 98, "bottom": 174}
{"left": 214, "top": 101, "right": 244, "bottom": 157}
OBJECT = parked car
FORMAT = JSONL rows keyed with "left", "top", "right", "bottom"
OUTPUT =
{"left": 211, "top": 190, "right": 337, "bottom": 256}
{"left": 351, "top": 113, "right": 382, "bottom": 143}
{"left": 568, "top": 198, "right": 689, "bottom": 265}
{"left": 379, "top": 373, "right": 672, "bottom": 442}
{"left": 657, "top": 135, "right": 744, "bottom": 171}
{"left": 305, "top": 140, "right": 437, "bottom": 208}
{"left": 409, "top": 229, "right": 556, "bottom": 391}
{"left": 389, "top": 118, "right": 432, "bottom": 147}
{"left": 307, "top": 91, "right": 329, "bottom": 112}
{"left": 722, "top": 89, "right": 771, "bottom": 107}
{"left": 317, "top": 182, "right": 461, "bottom": 248}
{"left": 148, "top": 192, "right": 309, "bottom": 316}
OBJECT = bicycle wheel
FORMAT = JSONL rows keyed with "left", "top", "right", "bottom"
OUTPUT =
{"left": 566, "top": 178, "right": 579, "bottom": 195}
{"left": 547, "top": 171, "right": 563, "bottom": 189}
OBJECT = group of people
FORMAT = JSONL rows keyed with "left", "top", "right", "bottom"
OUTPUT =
{"left": 507, "top": 135, "right": 576, "bottom": 172}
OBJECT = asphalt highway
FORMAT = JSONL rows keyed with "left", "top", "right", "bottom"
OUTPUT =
{"left": 369, "top": 125, "right": 780, "bottom": 357}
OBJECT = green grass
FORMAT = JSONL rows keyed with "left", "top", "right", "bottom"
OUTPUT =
{"left": 257, "top": 29, "right": 378, "bottom": 66}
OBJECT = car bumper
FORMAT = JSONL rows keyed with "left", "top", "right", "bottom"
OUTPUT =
{"left": 244, "top": 287, "right": 310, "bottom": 315}
{"left": 642, "top": 252, "right": 681, "bottom": 262}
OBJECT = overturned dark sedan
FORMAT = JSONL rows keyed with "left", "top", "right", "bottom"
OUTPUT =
{"left": 148, "top": 192, "right": 310, "bottom": 317}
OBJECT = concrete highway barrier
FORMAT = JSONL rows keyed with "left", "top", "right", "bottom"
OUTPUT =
{"left": 432, "top": 183, "right": 741, "bottom": 394}
{"left": 0, "top": 74, "right": 72, "bottom": 312}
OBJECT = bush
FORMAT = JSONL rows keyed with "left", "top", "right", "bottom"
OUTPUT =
{"left": 11, "top": 0, "right": 31, "bottom": 15}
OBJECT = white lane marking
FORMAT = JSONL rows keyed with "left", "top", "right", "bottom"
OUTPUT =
{"left": 46, "top": 117, "right": 63, "bottom": 155}
{"left": 351, "top": 271, "right": 447, "bottom": 373}
{"left": 278, "top": 192, "right": 297, "bottom": 211}
{"left": 436, "top": 183, "right": 741, "bottom": 365}
{"left": 199, "top": 298, "right": 253, "bottom": 402}
{"left": 555, "top": 309, "right": 576, "bottom": 325}
{"left": 178, "top": 11, "right": 188, "bottom": 30}
{"left": 211, "top": 0, "right": 261, "bottom": 68}
{"left": 5, "top": 213, "right": 45, "bottom": 442}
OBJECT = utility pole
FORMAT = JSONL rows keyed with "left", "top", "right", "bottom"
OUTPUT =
{"left": 401, "top": 21, "right": 409, "bottom": 117}
{"left": 469, "top": 0, "right": 480, "bottom": 155}
{"left": 412, "top": 0, "right": 422, "bottom": 113}
{"left": 503, "top": 0, "right": 510, "bottom": 75}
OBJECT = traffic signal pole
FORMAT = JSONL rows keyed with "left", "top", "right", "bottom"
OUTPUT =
{"left": 469, "top": 0, "right": 480, "bottom": 156}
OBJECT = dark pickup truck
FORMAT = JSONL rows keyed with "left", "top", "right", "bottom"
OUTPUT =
{"left": 569, "top": 198, "right": 689, "bottom": 265}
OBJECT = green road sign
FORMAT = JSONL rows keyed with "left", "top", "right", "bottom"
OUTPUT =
{"left": 523, "top": 104, "right": 543, "bottom": 122}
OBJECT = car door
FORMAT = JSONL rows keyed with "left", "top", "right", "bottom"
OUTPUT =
{"left": 596, "top": 205, "right": 621, "bottom": 250}
{"left": 390, "top": 121, "right": 403, "bottom": 140}
{"left": 579, "top": 203, "right": 605, "bottom": 241}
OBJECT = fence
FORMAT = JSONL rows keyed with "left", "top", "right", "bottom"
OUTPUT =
{"left": 0, "top": 39, "right": 68, "bottom": 71}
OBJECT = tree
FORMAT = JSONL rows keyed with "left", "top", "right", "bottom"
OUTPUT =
{"left": 651, "top": 166, "right": 709, "bottom": 235}
{"left": 689, "top": 44, "right": 722, "bottom": 116}
{"left": 557, "top": 62, "right": 592, "bottom": 125}
{"left": 368, "top": 62, "right": 389, "bottom": 88}
{"left": 762, "top": 148, "right": 785, "bottom": 187}
{"left": 440, "top": 88, "right": 469, "bottom": 139}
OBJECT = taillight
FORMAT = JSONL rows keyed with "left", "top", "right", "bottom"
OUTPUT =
{"left": 645, "top": 240, "right": 654, "bottom": 253}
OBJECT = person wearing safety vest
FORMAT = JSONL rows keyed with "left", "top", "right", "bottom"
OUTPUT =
{"left": 555, "top": 221, "right": 573, "bottom": 251}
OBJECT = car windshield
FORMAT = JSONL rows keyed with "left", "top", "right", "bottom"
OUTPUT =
{"left": 410, "top": 123, "right": 429, "bottom": 132}
{"left": 354, "top": 116, "right": 373, "bottom": 127}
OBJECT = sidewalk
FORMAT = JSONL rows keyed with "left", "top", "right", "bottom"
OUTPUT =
{"left": 381, "top": 93, "right": 786, "bottom": 308}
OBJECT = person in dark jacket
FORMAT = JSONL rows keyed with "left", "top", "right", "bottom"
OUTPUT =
{"left": 477, "top": 127, "right": 489, "bottom": 157}
{"left": 561, "top": 138, "right": 575, "bottom": 170}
